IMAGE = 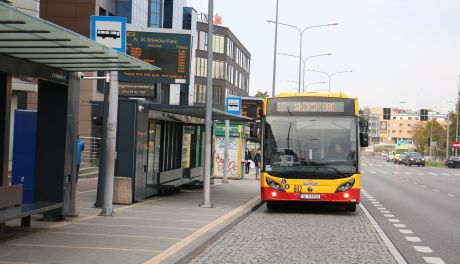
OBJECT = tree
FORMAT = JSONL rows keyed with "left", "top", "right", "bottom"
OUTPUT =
{"left": 412, "top": 120, "right": 446, "bottom": 156}
{"left": 254, "top": 91, "right": 269, "bottom": 98}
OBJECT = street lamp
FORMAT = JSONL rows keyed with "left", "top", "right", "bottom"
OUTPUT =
{"left": 308, "top": 69, "right": 353, "bottom": 93}
{"left": 456, "top": 74, "right": 460, "bottom": 155}
{"left": 270, "top": 0, "right": 280, "bottom": 97}
{"left": 267, "top": 20, "right": 338, "bottom": 93}
{"left": 278, "top": 52, "right": 332, "bottom": 91}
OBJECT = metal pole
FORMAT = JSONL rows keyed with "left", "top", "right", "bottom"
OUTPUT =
{"left": 302, "top": 59, "right": 306, "bottom": 93}
{"left": 223, "top": 120, "right": 229, "bottom": 183}
{"left": 456, "top": 74, "right": 460, "bottom": 156}
{"left": 429, "top": 120, "right": 433, "bottom": 159}
{"left": 271, "top": 0, "right": 279, "bottom": 97}
{"left": 202, "top": 0, "right": 214, "bottom": 208}
{"left": 100, "top": 71, "right": 118, "bottom": 216}
{"left": 298, "top": 34, "right": 303, "bottom": 93}
{"left": 446, "top": 121, "right": 450, "bottom": 159}
{"left": 328, "top": 75, "right": 331, "bottom": 94}
{"left": 94, "top": 75, "right": 109, "bottom": 208}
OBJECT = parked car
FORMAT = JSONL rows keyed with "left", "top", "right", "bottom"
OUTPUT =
{"left": 397, "top": 154, "right": 407, "bottom": 165}
{"left": 445, "top": 156, "right": 460, "bottom": 168}
{"left": 386, "top": 153, "right": 394, "bottom": 162}
{"left": 404, "top": 152, "right": 425, "bottom": 167}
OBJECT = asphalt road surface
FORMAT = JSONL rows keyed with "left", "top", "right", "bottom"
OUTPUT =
{"left": 361, "top": 157, "right": 460, "bottom": 264}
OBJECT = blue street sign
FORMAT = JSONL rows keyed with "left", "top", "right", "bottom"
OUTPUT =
{"left": 226, "top": 97, "right": 242, "bottom": 115}
{"left": 91, "top": 16, "right": 127, "bottom": 53}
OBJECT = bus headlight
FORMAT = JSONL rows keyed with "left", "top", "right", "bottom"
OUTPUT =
{"left": 336, "top": 179, "right": 355, "bottom": 193}
{"left": 266, "top": 178, "right": 286, "bottom": 192}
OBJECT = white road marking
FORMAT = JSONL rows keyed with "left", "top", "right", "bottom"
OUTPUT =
{"left": 359, "top": 204, "right": 408, "bottom": 264}
{"left": 423, "top": 257, "right": 446, "bottom": 264}
{"left": 404, "top": 172, "right": 412, "bottom": 175}
{"left": 371, "top": 201, "right": 379, "bottom": 204}
{"left": 405, "top": 236, "right": 421, "bottom": 242}
{"left": 433, "top": 189, "right": 439, "bottom": 192}
{"left": 447, "top": 194, "right": 455, "bottom": 197}
{"left": 368, "top": 199, "right": 377, "bottom": 202}
{"left": 384, "top": 214, "right": 395, "bottom": 218}
{"left": 377, "top": 207, "right": 386, "bottom": 210}
{"left": 395, "top": 171, "right": 401, "bottom": 175}
{"left": 399, "top": 229, "right": 414, "bottom": 234}
{"left": 394, "top": 224, "right": 407, "bottom": 228}
{"left": 374, "top": 204, "right": 382, "bottom": 207}
{"left": 381, "top": 211, "right": 391, "bottom": 214}
{"left": 370, "top": 171, "right": 377, "bottom": 174}
{"left": 440, "top": 173, "right": 449, "bottom": 176}
{"left": 417, "top": 172, "right": 424, "bottom": 175}
{"left": 413, "top": 246, "right": 433, "bottom": 253}
{"left": 422, "top": 185, "right": 428, "bottom": 188}
{"left": 381, "top": 171, "right": 389, "bottom": 174}
{"left": 388, "top": 219, "right": 400, "bottom": 223}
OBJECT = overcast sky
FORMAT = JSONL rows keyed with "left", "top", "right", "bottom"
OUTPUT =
{"left": 187, "top": 0, "right": 460, "bottom": 112}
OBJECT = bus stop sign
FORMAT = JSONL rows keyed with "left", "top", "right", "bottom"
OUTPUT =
{"left": 453, "top": 142, "right": 460, "bottom": 149}
{"left": 226, "top": 97, "right": 242, "bottom": 115}
{"left": 91, "top": 16, "right": 127, "bottom": 53}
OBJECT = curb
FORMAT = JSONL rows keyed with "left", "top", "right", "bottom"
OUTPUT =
{"left": 144, "top": 196, "right": 264, "bottom": 264}
{"left": 359, "top": 203, "right": 408, "bottom": 264}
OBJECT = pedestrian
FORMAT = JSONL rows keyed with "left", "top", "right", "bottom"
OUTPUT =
{"left": 77, "top": 135, "right": 85, "bottom": 183}
{"left": 253, "top": 149, "right": 261, "bottom": 180}
{"left": 245, "top": 148, "right": 252, "bottom": 174}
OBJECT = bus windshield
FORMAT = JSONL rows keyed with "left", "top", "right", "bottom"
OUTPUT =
{"left": 263, "top": 116, "right": 358, "bottom": 178}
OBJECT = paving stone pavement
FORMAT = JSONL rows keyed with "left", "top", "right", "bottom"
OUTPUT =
{"left": 191, "top": 204, "right": 398, "bottom": 264}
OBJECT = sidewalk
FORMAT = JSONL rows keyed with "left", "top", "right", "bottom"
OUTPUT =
{"left": 0, "top": 173, "right": 261, "bottom": 264}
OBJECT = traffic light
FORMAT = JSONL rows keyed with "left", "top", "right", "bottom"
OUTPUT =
{"left": 420, "top": 109, "right": 428, "bottom": 121}
{"left": 383, "top": 108, "right": 391, "bottom": 120}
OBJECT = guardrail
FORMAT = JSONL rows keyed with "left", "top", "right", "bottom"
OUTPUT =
{"left": 80, "top": 136, "right": 101, "bottom": 167}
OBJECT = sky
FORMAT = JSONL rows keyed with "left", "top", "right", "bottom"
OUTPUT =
{"left": 187, "top": 0, "right": 460, "bottom": 113}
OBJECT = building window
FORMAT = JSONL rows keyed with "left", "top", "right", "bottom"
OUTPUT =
{"left": 117, "top": 0, "right": 132, "bottom": 23}
{"left": 213, "top": 61, "right": 226, "bottom": 79}
{"left": 392, "top": 116, "right": 396, "bottom": 120}
{"left": 198, "top": 31, "right": 207, "bottom": 51}
{"left": 163, "top": 0, "right": 173, "bottom": 28}
{"left": 148, "top": 0, "right": 161, "bottom": 28}
{"left": 213, "top": 35, "right": 225, "bottom": 54}
{"left": 227, "top": 38, "right": 234, "bottom": 58}
{"left": 194, "top": 84, "right": 224, "bottom": 105}
{"left": 195, "top": 58, "right": 207, "bottom": 77}
{"left": 194, "top": 83, "right": 206, "bottom": 104}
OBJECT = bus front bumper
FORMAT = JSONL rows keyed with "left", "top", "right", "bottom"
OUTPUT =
{"left": 261, "top": 187, "right": 360, "bottom": 203}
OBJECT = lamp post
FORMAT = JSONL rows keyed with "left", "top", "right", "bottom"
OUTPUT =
{"left": 279, "top": 52, "right": 331, "bottom": 92}
{"left": 456, "top": 74, "right": 460, "bottom": 155}
{"left": 308, "top": 69, "right": 353, "bottom": 93}
{"left": 271, "top": 0, "right": 279, "bottom": 97}
{"left": 267, "top": 20, "right": 337, "bottom": 93}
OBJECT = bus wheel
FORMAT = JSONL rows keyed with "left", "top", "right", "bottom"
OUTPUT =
{"left": 266, "top": 201, "right": 277, "bottom": 210}
{"left": 345, "top": 203, "right": 356, "bottom": 212}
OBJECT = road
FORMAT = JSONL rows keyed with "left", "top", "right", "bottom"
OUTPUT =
{"left": 361, "top": 157, "right": 460, "bottom": 264}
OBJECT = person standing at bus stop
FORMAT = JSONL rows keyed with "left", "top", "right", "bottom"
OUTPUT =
{"left": 76, "top": 135, "right": 85, "bottom": 183}
{"left": 245, "top": 148, "right": 252, "bottom": 174}
{"left": 253, "top": 149, "right": 261, "bottom": 180}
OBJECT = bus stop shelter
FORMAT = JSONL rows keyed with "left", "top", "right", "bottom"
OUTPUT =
{"left": 0, "top": 2, "right": 157, "bottom": 227}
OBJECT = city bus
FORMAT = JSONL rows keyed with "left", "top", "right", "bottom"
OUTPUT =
{"left": 260, "top": 93, "right": 368, "bottom": 211}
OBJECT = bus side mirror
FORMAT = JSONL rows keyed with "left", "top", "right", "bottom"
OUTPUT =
{"left": 360, "top": 133, "right": 369, "bottom": 148}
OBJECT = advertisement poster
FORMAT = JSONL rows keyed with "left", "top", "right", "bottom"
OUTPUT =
{"left": 214, "top": 137, "right": 239, "bottom": 177}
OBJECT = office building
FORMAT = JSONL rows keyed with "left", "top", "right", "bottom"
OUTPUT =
{"left": 194, "top": 21, "right": 251, "bottom": 110}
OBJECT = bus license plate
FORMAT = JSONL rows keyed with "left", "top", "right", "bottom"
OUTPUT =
{"left": 300, "top": 194, "right": 321, "bottom": 200}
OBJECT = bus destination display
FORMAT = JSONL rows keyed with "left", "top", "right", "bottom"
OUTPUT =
{"left": 276, "top": 101, "right": 345, "bottom": 113}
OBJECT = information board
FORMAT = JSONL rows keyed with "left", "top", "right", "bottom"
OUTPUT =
{"left": 119, "top": 31, "right": 191, "bottom": 84}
